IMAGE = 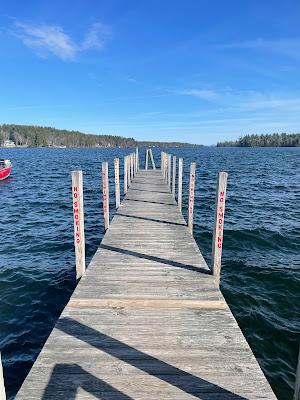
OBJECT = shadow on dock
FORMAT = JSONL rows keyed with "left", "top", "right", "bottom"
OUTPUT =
{"left": 41, "top": 317, "right": 248, "bottom": 400}
{"left": 42, "top": 364, "right": 133, "bottom": 399}
{"left": 131, "top": 188, "right": 169, "bottom": 194}
{"left": 100, "top": 244, "right": 210, "bottom": 275}
{"left": 117, "top": 212, "right": 186, "bottom": 227}
{"left": 125, "top": 198, "right": 176, "bottom": 206}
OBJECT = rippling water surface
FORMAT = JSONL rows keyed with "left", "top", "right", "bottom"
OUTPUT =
{"left": 0, "top": 147, "right": 299, "bottom": 399}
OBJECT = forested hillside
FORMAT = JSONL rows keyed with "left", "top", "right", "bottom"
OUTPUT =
{"left": 217, "top": 133, "right": 300, "bottom": 147}
{"left": 0, "top": 124, "right": 199, "bottom": 148}
{"left": 0, "top": 124, "right": 136, "bottom": 147}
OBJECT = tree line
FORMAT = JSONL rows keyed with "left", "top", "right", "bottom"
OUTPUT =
{"left": 0, "top": 124, "right": 199, "bottom": 148}
{"left": 217, "top": 133, "right": 300, "bottom": 147}
{"left": 0, "top": 124, "right": 136, "bottom": 147}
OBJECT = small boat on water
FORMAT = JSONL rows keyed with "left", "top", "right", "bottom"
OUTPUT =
{"left": 0, "top": 160, "right": 12, "bottom": 180}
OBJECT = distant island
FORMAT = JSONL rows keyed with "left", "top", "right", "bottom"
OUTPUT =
{"left": 0, "top": 124, "right": 200, "bottom": 148}
{"left": 217, "top": 133, "right": 300, "bottom": 147}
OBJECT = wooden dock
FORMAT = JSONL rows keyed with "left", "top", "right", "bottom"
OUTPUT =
{"left": 15, "top": 168, "right": 277, "bottom": 399}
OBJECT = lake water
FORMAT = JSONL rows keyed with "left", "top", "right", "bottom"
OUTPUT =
{"left": 0, "top": 147, "right": 299, "bottom": 399}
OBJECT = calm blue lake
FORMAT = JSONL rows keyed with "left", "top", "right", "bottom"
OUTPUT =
{"left": 0, "top": 147, "right": 299, "bottom": 399}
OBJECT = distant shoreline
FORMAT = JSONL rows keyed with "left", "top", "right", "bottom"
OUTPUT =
{"left": 217, "top": 133, "right": 300, "bottom": 147}
{"left": 0, "top": 124, "right": 201, "bottom": 148}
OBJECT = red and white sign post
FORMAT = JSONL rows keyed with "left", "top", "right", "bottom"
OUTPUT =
{"left": 178, "top": 158, "right": 183, "bottom": 212}
{"left": 114, "top": 158, "right": 120, "bottom": 209}
{"left": 71, "top": 170, "right": 86, "bottom": 280}
{"left": 172, "top": 155, "right": 176, "bottom": 196}
{"left": 188, "top": 162, "right": 196, "bottom": 233}
{"left": 212, "top": 171, "right": 228, "bottom": 285}
{"left": 164, "top": 153, "right": 168, "bottom": 182}
{"left": 102, "top": 162, "right": 110, "bottom": 231}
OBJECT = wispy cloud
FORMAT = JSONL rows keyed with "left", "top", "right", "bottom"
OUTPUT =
{"left": 80, "top": 23, "right": 109, "bottom": 51}
{"left": 14, "top": 21, "right": 110, "bottom": 60}
{"left": 218, "top": 38, "right": 300, "bottom": 59}
{"left": 177, "top": 86, "right": 300, "bottom": 113}
{"left": 179, "top": 89, "right": 218, "bottom": 100}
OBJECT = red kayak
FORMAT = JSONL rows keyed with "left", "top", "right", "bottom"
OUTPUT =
{"left": 0, "top": 160, "right": 12, "bottom": 180}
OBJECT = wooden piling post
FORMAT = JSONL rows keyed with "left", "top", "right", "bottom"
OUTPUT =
{"left": 172, "top": 155, "right": 176, "bottom": 196}
{"left": 127, "top": 155, "right": 131, "bottom": 186}
{"left": 136, "top": 147, "right": 139, "bottom": 172}
{"left": 114, "top": 158, "right": 120, "bottom": 209}
{"left": 133, "top": 153, "right": 136, "bottom": 176}
{"left": 178, "top": 158, "right": 183, "bottom": 211}
{"left": 168, "top": 154, "right": 171, "bottom": 187}
{"left": 132, "top": 153, "right": 134, "bottom": 177}
{"left": 294, "top": 348, "right": 300, "bottom": 400}
{"left": 188, "top": 162, "right": 196, "bottom": 234}
{"left": 145, "top": 149, "right": 149, "bottom": 170}
{"left": 124, "top": 156, "right": 128, "bottom": 194}
{"left": 211, "top": 171, "right": 228, "bottom": 284}
{"left": 131, "top": 153, "right": 134, "bottom": 180}
{"left": 102, "top": 162, "right": 110, "bottom": 231}
{"left": 128, "top": 154, "right": 131, "bottom": 186}
{"left": 71, "top": 170, "right": 86, "bottom": 280}
{"left": 161, "top": 152, "right": 165, "bottom": 176}
{"left": 163, "top": 153, "right": 166, "bottom": 177}
{"left": 164, "top": 153, "right": 168, "bottom": 182}
{"left": 0, "top": 352, "right": 6, "bottom": 400}
{"left": 127, "top": 154, "right": 131, "bottom": 186}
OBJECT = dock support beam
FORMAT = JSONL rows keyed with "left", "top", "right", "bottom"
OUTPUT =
{"left": 178, "top": 158, "right": 183, "bottom": 212}
{"left": 188, "top": 162, "right": 196, "bottom": 234}
{"left": 114, "top": 158, "right": 120, "bottom": 209}
{"left": 294, "top": 348, "right": 300, "bottom": 400}
{"left": 149, "top": 148, "right": 156, "bottom": 170}
{"left": 71, "top": 170, "right": 86, "bottom": 280}
{"left": 172, "top": 155, "right": 176, "bottom": 196}
{"left": 102, "top": 162, "right": 110, "bottom": 231}
{"left": 212, "top": 171, "right": 228, "bottom": 284}
{"left": 0, "top": 352, "right": 6, "bottom": 400}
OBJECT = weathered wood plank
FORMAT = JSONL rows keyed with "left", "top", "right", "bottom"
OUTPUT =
{"left": 67, "top": 299, "right": 228, "bottom": 310}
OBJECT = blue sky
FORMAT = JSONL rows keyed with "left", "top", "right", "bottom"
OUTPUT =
{"left": 1, "top": 0, "right": 300, "bottom": 145}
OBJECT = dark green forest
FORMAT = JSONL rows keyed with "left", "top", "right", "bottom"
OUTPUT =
{"left": 0, "top": 124, "right": 199, "bottom": 148}
{"left": 0, "top": 124, "right": 136, "bottom": 147}
{"left": 217, "top": 133, "right": 300, "bottom": 147}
